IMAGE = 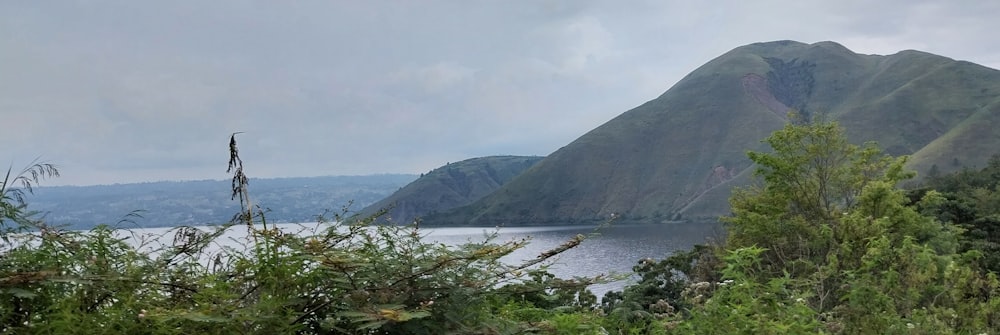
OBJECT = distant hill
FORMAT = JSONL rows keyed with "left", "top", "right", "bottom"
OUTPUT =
{"left": 358, "top": 156, "right": 543, "bottom": 224}
{"left": 427, "top": 40, "right": 1000, "bottom": 225}
{"left": 27, "top": 175, "right": 417, "bottom": 229}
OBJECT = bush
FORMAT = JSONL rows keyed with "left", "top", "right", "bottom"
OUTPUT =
{"left": 0, "top": 141, "right": 609, "bottom": 334}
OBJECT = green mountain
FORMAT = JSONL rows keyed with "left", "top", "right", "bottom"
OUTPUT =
{"left": 360, "top": 156, "right": 544, "bottom": 223}
{"left": 359, "top": 156, "right": 544, "bottom": 224}
{"left": 427, "top": 40, "right": 1000, "bottom": 226}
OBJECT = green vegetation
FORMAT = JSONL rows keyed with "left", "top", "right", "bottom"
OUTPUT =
{"left": 430, "top": 40, "right": 1000, "bottom": 226}
{"left": 598, "top": 119, "right": 1000, "bottom": 333}
{"left": 914, "top": 156, "right": 1000, "bottom": 274}
{"left": 4, "top": 120, "right": 1000, "bottom": 333}
{"left": 0, "top": 139, "right": 601, "bottom": 334}
{"left": 716, "top": 118, "right": 998, "bottom": 332}
{"left": 359, "top": 156, "right": 543, "bottom": 225}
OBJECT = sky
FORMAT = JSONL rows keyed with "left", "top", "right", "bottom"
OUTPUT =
{"left": 3, "top": 1, "right": 1000, "bottom": 186}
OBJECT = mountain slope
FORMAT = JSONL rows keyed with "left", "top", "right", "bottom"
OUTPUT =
{"left": 428, "top": 40, "right": 1000, "bottom": 225}
{"left": 359, "top": 156, "right": 543, "bottom": 224}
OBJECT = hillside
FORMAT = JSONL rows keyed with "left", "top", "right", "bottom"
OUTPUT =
{"left": 427, "top": 40, "right": 1000, "bottom": 225}
{"left": 27, "top": 175, "right": 417, "bottom": 229}
{"left": 359, "top": 156, "right": 543, "bottom": 224}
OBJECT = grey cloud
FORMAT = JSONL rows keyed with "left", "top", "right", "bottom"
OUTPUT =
{"left": 2, "top": 1, "right": 998, "bottom": 185}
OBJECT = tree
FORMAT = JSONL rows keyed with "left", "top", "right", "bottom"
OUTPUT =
{"left": 725, "top": 117, "right": 913, "bottom": 276}
{"left": 704, "top": 118, "right": 999, "bottom": 333}
{"left": 915, "top": 154, "right": 1000, "bottom": 273}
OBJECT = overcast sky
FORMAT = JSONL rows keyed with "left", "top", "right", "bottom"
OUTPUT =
{"left": 3, "top": 1, "right": 999, "bottom": 186}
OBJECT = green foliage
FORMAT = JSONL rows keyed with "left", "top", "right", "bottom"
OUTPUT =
{"left": 677, "top": 247, "right": 823, "bottom": 334}
{"left": 601, "top": 246, "right": 715, "bottom": 314}
{"left": 598, "top": 256, "right": 686, "bottom": 334}
{"left": 4, "top": 212, "right": 600, "bottom": 334}
{"left": 915, "top": 155, "right": 1000, "bottom": 273}
{"left": 706, "top": 119, "right": 1000, "bottom": 333}
{"left": 7, "top": 118, "right": 1000, "bottom": 334}
{"left": 596, "top": 244, "right": 722, "bottom": 335}
{"left": 726, "top": 116, "right": 914, "bottom": 277}
{"left": 0, "top": 143, "right": 607, "bottom": 334}
{"left": 1, "top": 161, "right": 59, "bottom": 237}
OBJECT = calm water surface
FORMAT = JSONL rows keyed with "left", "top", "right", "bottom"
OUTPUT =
{"left": 423, "top": 223, "right": 724, "bottom": 295}
{"left": 128, "top": 222, "right": 724, "bottom": 297}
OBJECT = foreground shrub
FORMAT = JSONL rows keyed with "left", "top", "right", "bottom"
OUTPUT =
{"left": 0, "top": 141, "right": 605, "bottom": 334}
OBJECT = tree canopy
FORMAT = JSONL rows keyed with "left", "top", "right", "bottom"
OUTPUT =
{"left": 697, "top": 119, "right": 999, "bottom": 333}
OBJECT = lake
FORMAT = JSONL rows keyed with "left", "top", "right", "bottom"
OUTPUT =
{"left": 126, "top": 221, "right": 724, "bottom": 297}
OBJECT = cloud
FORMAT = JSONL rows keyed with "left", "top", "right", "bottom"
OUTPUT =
{"left": 2, "top": 1, "right": 999, "bottom": 185}
{"left": 530, "top": 15, "right": 616, "bottom": 75}
{"left": 384, "top": 62, "right": 478, "bottom": 97}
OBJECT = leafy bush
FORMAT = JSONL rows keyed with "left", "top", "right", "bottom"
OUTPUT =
{"left": 703, "top": 118, "right": 1000, "bottom": 333}
{"left": 0, "top": 140, "right": 607, "bottom": 334}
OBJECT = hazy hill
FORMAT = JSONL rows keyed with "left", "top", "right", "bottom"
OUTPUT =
{"left": 27, "top": 175, "right": 416, "bottom": 229}
{"left": 427, "top": 40, "right": 1000, "bottom": 226}
{"left": 359, "top": 156, "right": 543, "bottom": 224}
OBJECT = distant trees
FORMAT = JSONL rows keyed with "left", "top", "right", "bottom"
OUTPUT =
{"left": 915, "top": 155, "right": 1000, "bottom": 273}
{"left": 25, "top": 176, "right": 413, "bottom": 229}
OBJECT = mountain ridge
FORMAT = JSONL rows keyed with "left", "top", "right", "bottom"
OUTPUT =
{"left": 28, "top": 174, "right": 417, "bottom": 229}
{"left": 424, "top": 40, "right": 1000, "bottom": 226}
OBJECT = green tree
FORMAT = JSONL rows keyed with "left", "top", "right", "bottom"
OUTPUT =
{"left": 725, "top": 117, "right": 914, "bottom": 277}
{"left": 916, "top": 155, "right": 1000, "bottom": 273}
{"left": 701, "top": 119, "right": 999, "bottom": 333}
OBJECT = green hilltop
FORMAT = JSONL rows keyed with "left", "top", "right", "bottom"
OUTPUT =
{"left": 358, "top": 155, "right": 543, "bottom": 224}
{"left": 422, "top": 40, "right": 1000, "bottom": 225}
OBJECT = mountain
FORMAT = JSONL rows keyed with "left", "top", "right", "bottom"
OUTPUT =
{"left": 27, "top": 175, "right": 417, "bottom": 229}
{"left": 426, "top": 40, "right": 1000, "bottom": 226}
{"left": 358, "top": 156, "right": 544, "bottom": 224}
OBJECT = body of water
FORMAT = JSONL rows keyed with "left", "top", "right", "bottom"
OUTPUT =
{"left": 126, "top": 222, "right": 724, "bottom": 297}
